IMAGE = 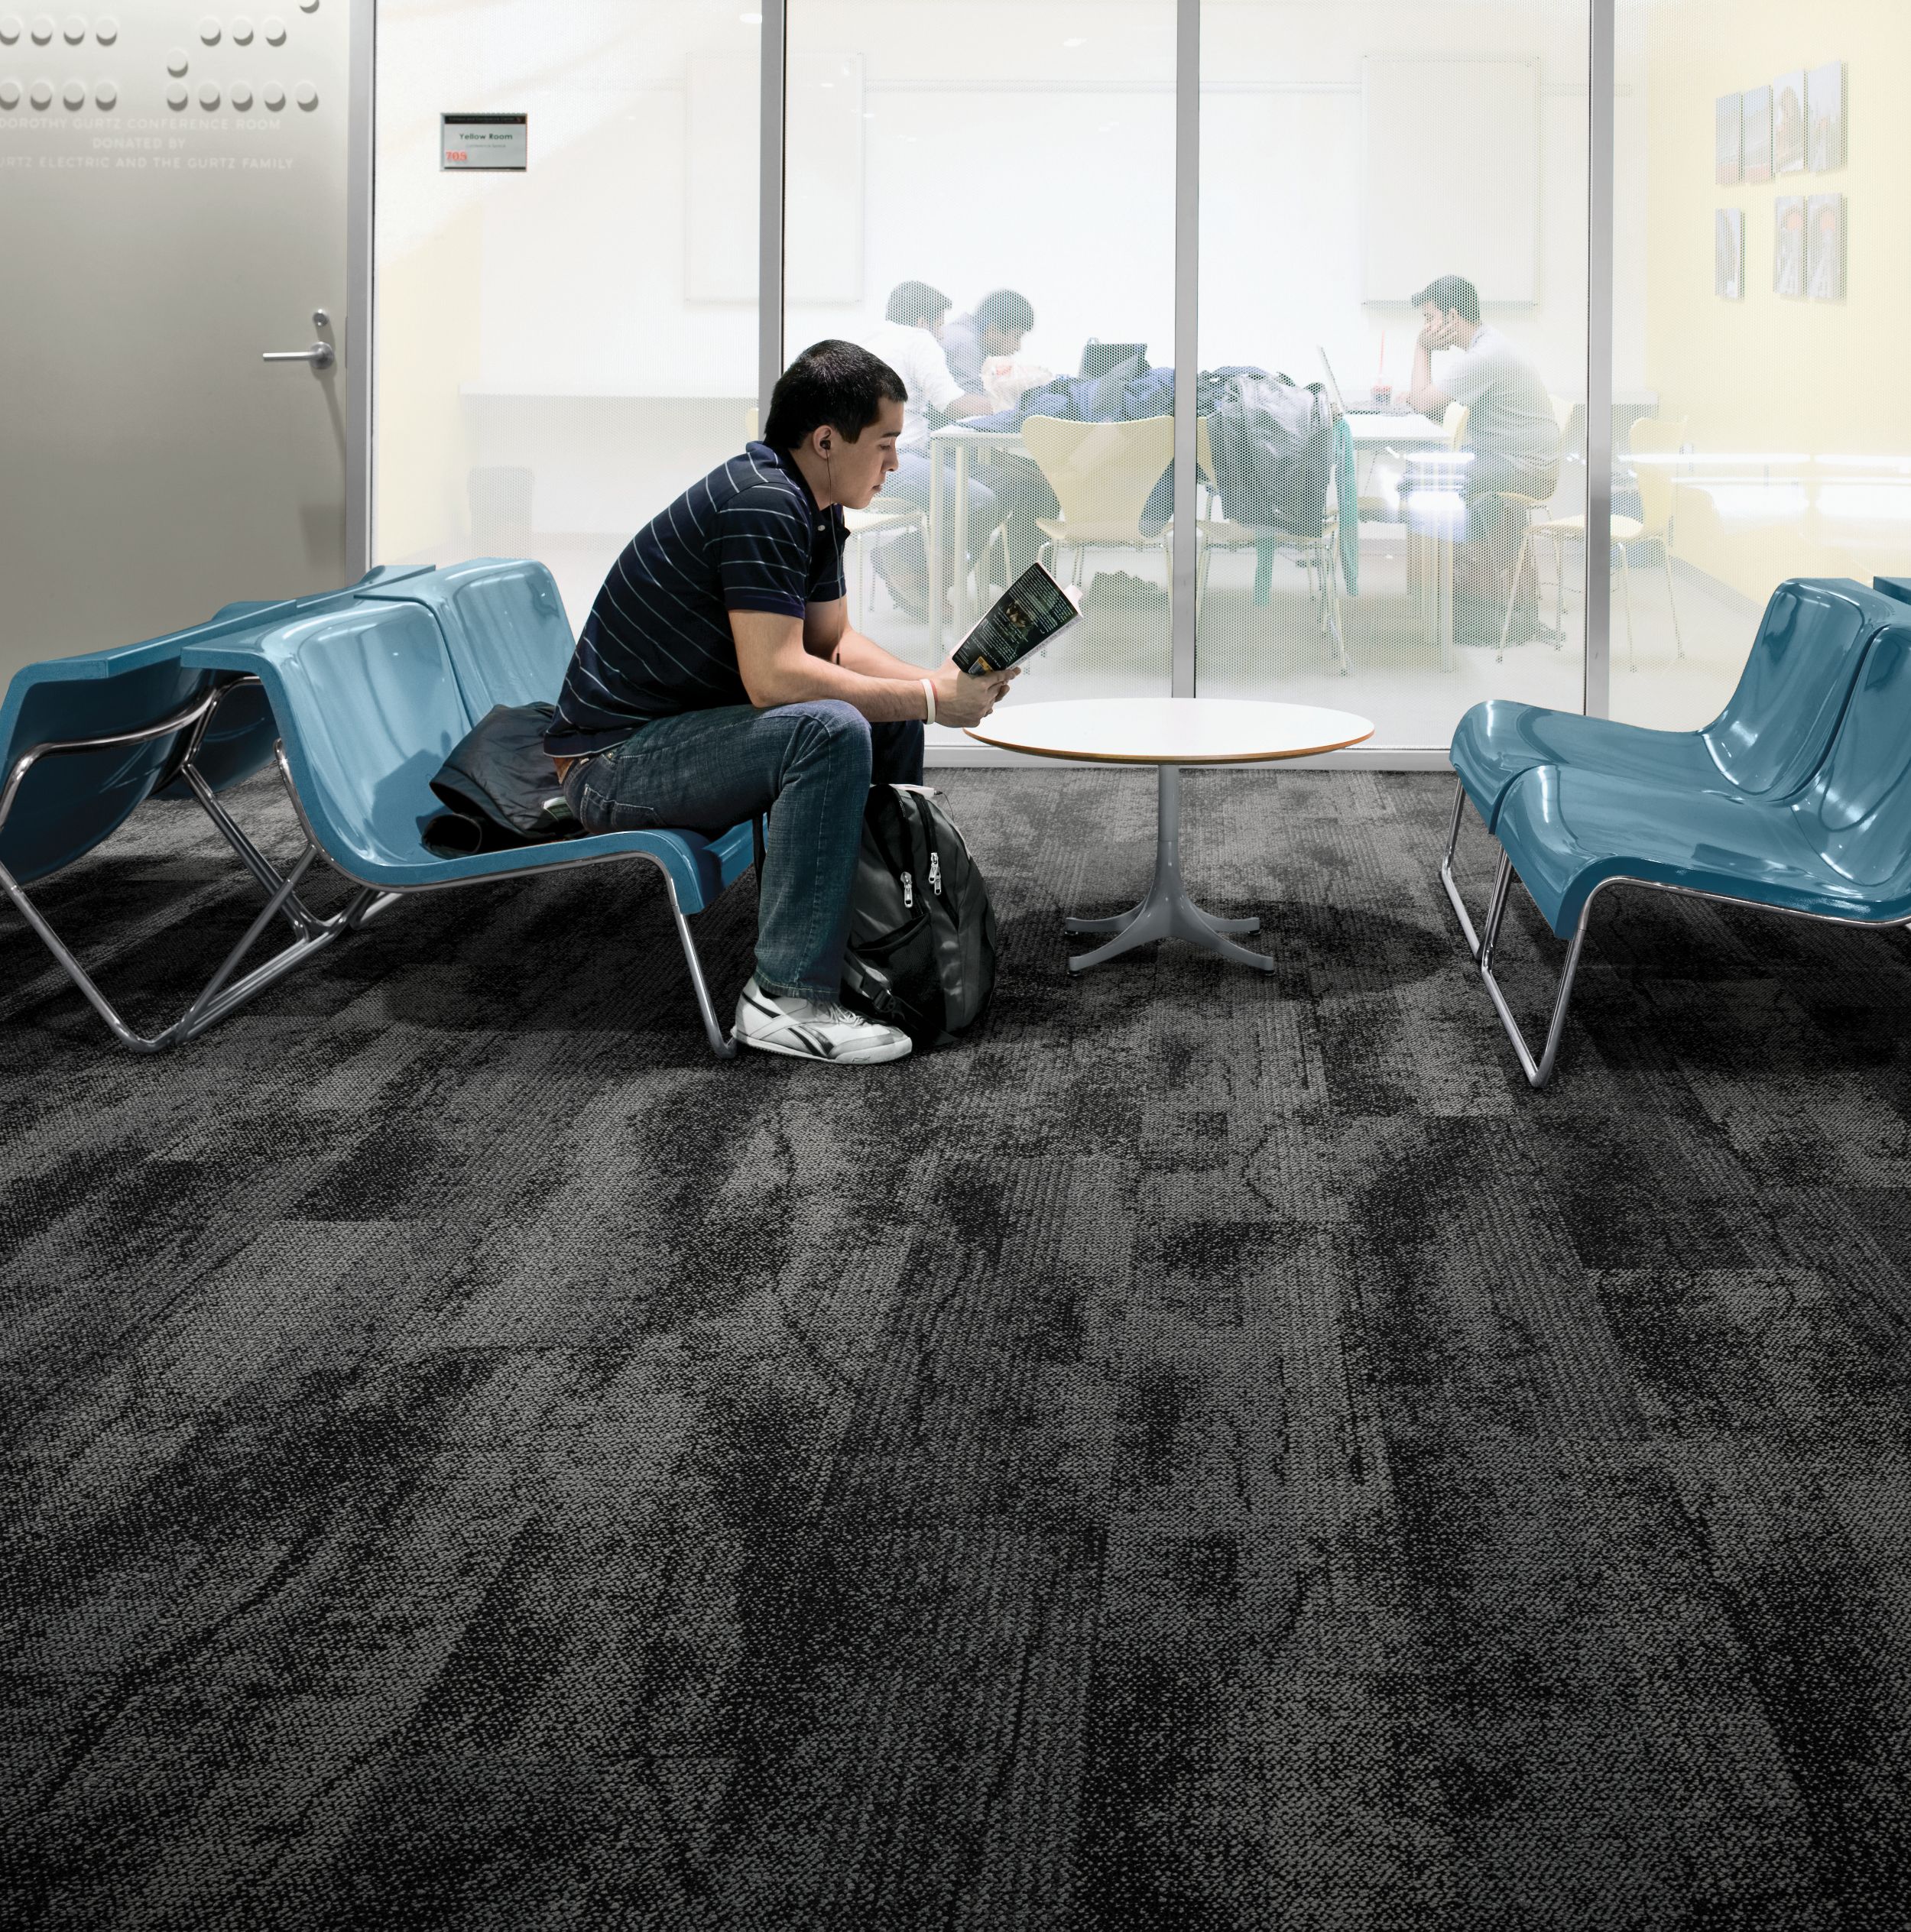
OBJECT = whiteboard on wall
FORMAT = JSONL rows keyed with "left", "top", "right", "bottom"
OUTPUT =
{"left": 1361, "top": 57, "right": 1540, "bottom": 306}
{"left": 686, "top": 53, "right": 865, "bottom": 306}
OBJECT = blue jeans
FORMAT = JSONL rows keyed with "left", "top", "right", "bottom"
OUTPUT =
{"left": 560, "top": 704, "right": 924, "bottom": 1000}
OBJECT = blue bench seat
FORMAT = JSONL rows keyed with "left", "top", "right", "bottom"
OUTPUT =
{"left": 1449, "top": 578, "right": 1896, "bottom": 833}
{"left": 0, "top": 574, "right": 447, "bottom": 1049}
{"left": 1457, "top": 605, "right": 1911, "bottom": 1085}
{"left": 5, "top": 559, "right": 754, "bottom": 1054}
{"left": 1441, "top": 578, "right": 1901, "bottom": 958}
{"left": 180, "top": 578, "right": 754, "bottom": 1055}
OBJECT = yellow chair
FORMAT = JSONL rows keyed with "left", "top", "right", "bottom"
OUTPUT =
{"left": 1017, "top": 414, "right": 1176, "bottom": 593}
{"left": 1191, "top": 416, "right": 1348, "bottom": 671}
{"left": 1501, "top": 414, "right": 1688, "bottom": 668}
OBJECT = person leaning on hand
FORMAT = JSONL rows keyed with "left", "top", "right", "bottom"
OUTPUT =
{"left": 1403, "top": 274, "right": 1561, "bottom": 646}
{"left": 543, "top": 339, "right": 1014, "bottom": 1066}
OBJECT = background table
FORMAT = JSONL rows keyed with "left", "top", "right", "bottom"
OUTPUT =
{"left": 967, "top": 696, "right": 1374, "bottom": 971}
{"left": 930, "top": 414, "right": 1454, "bottom": 663}
{"left": 927, "top": 423, "right": 1027, "bottom": 655}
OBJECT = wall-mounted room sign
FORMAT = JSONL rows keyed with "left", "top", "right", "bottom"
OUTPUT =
{"left": 441, "top": 115, "right": 527, "bottom": 171}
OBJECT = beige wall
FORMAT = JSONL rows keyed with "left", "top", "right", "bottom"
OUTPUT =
{"left": 1638, "top": 0, "right": 1911, "bottom": 602}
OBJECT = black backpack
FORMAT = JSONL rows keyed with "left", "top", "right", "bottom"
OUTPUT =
{"left": 841, "top": 784, "right": 998, "bottom": 1049}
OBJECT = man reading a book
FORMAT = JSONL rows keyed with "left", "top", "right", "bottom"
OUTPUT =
{"left": 544, "top": 339, "right": 1015, "bottom": 1066}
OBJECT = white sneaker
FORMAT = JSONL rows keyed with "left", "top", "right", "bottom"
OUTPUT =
{"left": 733, "top": 975, "right": 913, "bottom": 1065}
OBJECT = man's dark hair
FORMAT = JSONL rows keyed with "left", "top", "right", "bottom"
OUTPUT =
{"left": 974, "top": 288, "right": 1035, "bottom": 334}
{"left": 885, "top": 279, "right": 951, "bottom": 327}
{"left": 1412, "top": 274, "right": 1481, "bottom": 324}
{"left": 762, "top": 339, "right": 907, "bottom": 453}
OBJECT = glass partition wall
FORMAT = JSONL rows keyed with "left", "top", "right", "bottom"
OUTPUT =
{"left": 374, "top": 1, "right": 759, "bottom": 634}
{"left": 1609, "top": 0, "right": 1907, "bottom": 730}
{"left": 1196, "top": 3, "right": 1591, "bottom": 749}
{"left": 784, "top": 1, "right": 1180, "bottom": 741}
{"left": 372, "top": 2, "right": 1892, "bottom": 757}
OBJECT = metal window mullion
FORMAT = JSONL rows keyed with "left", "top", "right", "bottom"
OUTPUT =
{"left": 1584, "top": 0, "right": 1616, "bottom": 718}
{"left": 1170, "top": 0, "right": 1200, "bottom": 699}
{"left": 346, "top": 0, "right": 375, "bottom": 577}
{"left": 758, "top": 0, "right": 788, "bottom": 423}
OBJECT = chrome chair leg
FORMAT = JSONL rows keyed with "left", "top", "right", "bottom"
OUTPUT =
{"left": 662, "top": 872, "right": 737, "bottom": 1059}
{"left": 1474, "top": 850, "right": 1592, "bottom": 1089}
{"left": 1438, "top": 774, "right": 1483, "bottom": 960}
{"left": 0, "top": 688, "right": 350, "bottom": 1052}
{"left": 1662, "top": 538, "right": 1686, "bottom": 660}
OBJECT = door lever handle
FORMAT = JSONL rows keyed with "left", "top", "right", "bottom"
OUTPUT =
{"left": 262, "top": 342, "right": 336, "bottom": 370}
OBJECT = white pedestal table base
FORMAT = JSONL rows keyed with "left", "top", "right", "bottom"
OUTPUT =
{"left": 1066, "top": 764, "right": 1273, "bottom": 974}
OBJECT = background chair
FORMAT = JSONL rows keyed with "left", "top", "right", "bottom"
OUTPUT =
{"left": 1190, "top": 416, "right": 1349, "bottom": 673}
{"left": 1501, "top": 415, "right": 1689, "bottom": 666}
{"left": 1018, "top": 414, "right": 1176, "bottom": 595}
{"left": 843, "top": 504, "right": 929, "bottom": 627}
{"left": 1481, "top": 393, "right": 1576, "bottom": 660}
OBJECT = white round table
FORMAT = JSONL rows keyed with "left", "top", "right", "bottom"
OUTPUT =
{"left": 967, "top": 697, "right": 1374, "bottom": 973}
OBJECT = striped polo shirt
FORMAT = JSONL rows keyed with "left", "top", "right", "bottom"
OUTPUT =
{"left": 545, "top": 442, "right": 847, "bottom": 756}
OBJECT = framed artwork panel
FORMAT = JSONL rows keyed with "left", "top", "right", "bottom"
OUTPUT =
{"left": 1807, "top": 193, "right": 1845, "bottom": 301}
{"left": 1773, "top": 70, "right": 1808, "bottom": 174}
{"left": 1715, "top": 93, "right": 1741, "bottom": 184}
{"left": 1742, "top": 85, "right": 1773, "bottom": 182}
{"left": 1715, "top": 209, "right": 1744, "bottom": 300}
{"left": 1774, "top": 196, "right": 1806, "bottom": 299}
{"left": 1809, "top": 62, "right": 1845, "bottom": 171}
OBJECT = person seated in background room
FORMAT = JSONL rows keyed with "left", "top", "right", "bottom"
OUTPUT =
{"left": 942, "top": 287, "right": 1057, "bottom": 579}
{"left": 543, "top": 339, "right": 1015, "bottom": 1067}
{"left": 865, "top": 280, "right": 1011, "bottom": 618}
{"left": 1405, "top": 274, "right": 1562, "bottom": 645}
{"left": 942, "top": 288, "right": 1037, "bottom": 394}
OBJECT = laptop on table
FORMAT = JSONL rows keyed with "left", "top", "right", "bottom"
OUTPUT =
{"left": 1079, "top": 340, "right": 1147, "bottom": 379}
{"left": 1320, "top": 348, "right": 1411, "bottom": 417}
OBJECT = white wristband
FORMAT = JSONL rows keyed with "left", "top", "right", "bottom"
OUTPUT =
{"left": 920, "top": 678, "right": 936, "bottom": 726}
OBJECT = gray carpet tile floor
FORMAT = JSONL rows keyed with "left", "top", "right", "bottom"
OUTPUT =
{"left": 3, "top": 767, "right": 1910, "bottom": 1931}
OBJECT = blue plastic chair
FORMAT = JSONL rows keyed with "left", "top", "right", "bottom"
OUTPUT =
{"left": 1442, "top": 578, "right": 1902, "bottom": 954}
{"left": 180, "top": 597, "right": 757, "bottom": 1057}
{"left": 1462, "top": 611, "right": 1911, "bottom": 1085}
{"left": 0, "top": 581, "right": 422, "bottom": 1050}
{"left": 357, "top": 556, "right": 575, "bottom": 715}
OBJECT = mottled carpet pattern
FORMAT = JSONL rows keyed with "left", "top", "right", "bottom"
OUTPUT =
{"left": 3, "top": 767, "right": 1910, "bottom": 1930}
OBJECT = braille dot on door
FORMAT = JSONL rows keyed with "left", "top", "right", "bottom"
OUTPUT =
{"left": 29, "top": 75, "right": 51, "bottom": 105}
{"left": 166, "top": 80, "right": 186, "bottom": 109}
{"left": 198, "top": 80, "right": 217, "bottom": 108}
{"left": 30, "top": 15, "right": 52, "bottom": 44}
{"left": 263, "top": 18, "right": 284, "bottom": 45}
{"left": 299, "top": 0, "right": 317, "bottom": 11}
{"left": 262, "top": 79, "right": 282, "bottom": 108}
{"left": 61, "top": 76, "right": 82, "bottom": 105}
{"left": 200, "top": 18, "right": 219, "bottom": 44}
{"left": 93, "top": 76, "right": 113, "bottom": 105}
{"left": 230, "top": 79, "right": 251, "bottom": 108}
{"left": 60, "top": 15, "right": 81, "bottom": 44}
{"left": 294, "top": 79, "right": 314, "bottom": 109}
{"left": 94, "top": 15, "right": 113, "bottom": 43}
{"left": 0, "top": 20, "right": 19, "bottom": 47}
{"left": 166, "top": 47, "right": 186, "bottom": 74}
{"left": 0, "top": 79, "right": 19, "bottom": 107}
{"left": 232, "top": 18, "right": 251, "bottom": 44}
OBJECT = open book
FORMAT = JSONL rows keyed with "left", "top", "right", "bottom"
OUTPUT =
{"left": 952, "top": 564, "right": 1082, "bottom": 677}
